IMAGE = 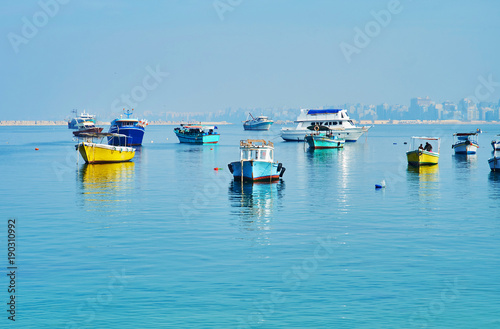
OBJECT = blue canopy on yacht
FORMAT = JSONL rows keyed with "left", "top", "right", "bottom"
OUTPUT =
{"left": 307, "top": 109, "right": 341, "bottom": 115}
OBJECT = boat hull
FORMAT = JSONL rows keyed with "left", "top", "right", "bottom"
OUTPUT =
{"left": 243, "top": 122, "right": 273, "bottom": 131}
{"left": 406, "top": 150, "right": 439, "bottom": 166}
{"left": 305, "top": 135, "right": 345, "bottom": 149}
{"left": 175, "top": 132, "right": 220, "bottom": 144}
{"left": 453, "top": 142, "right": 478, "bottom": 154}
{"left": 229, "top": 160, "right": 281, "bottom": 182}
{"left": 78, "top": 142, "right": 135, "bottom": 164}
{"left": 489, "top": 157, "right": 500, "bottom": 171}
{"left": 108, "top": 126, "right": 145, "bottom": 146}
{"left": 73, "top": 127, "right": 103, "bottom": 136}
{"left": 281, "top": 127, "right": 368, "bottom": 142}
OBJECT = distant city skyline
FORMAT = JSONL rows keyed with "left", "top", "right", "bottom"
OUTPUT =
{"left": 2, "top": 1, "right": 500, "bottom": 120}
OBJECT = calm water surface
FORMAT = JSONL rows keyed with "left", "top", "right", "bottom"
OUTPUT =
{"left": 0, "top": 124, "right": 499, "bottom": 328}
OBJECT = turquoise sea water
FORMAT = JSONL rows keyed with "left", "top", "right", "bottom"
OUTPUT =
{"left": 1, "top": 124, "right": 499, "bottom": 328}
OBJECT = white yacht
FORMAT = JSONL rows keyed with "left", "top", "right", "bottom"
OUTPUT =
{"left": 281, "top": 109, "right": 371, "bottom": 142}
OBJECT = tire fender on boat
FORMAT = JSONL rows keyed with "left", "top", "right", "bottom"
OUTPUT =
{"left": 277, "top": 163, "right": 282, "bottom": 172}
{"left": 279, "top": 167, "right": 286, "bottom": 178}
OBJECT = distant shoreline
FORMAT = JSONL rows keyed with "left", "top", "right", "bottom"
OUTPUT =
{"left": 0, "top": 120, "right": 234, "bottom": 126}
{"left": 1, "top": 119, "right": 499, "bottom": 126}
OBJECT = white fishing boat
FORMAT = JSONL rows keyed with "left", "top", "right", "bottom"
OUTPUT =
{"left": 491, "top": 135, "right": 500, "bottom": 151}
{"left": 452, "top": 133, "right": 479, "bottom": 155}
{"left": 243, "top": 113, "right": 273, "bottom": 131}
{"left": 281, "top": 109, "right": 371, "bottom": 142}
{"left": 489, "top": 154, "right": 500, "bottom": 172}
{"left": 68, "top": 109, "right": 96, "bottom": 129}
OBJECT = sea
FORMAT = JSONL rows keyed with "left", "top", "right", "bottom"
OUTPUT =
{"left": 0, "top": 123, "right": 499, "bottom": 328}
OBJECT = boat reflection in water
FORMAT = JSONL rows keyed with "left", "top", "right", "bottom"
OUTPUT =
{"left": 78, "top": 162, "right": 135, "bottom": 213}
{"left": 406, "top": 165, "right": 439, "bottom": 204}
{"left": 228, "top": 181, "right": 285, "bottom": 245}
{"left": 488, "top": 172, "right": 500, "bottom": 200}
{"left": 305, "top": 147, "right": 344, "bottom": 164}
{"left": 452, "top": 153, "right": 477, "bottom": 169}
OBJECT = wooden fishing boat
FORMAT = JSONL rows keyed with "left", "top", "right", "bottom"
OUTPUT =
{"left": 73, "top": 121, "right": 103, "bottom": 136}
{"left": 489, "top": 154, "right": 500, "bottom": 172}
{"left": 452, "top": 132, "right": 478, "bottom": 154}
{"left": 76, "top": 133, "right": 135, "bottom": 164}
{"left": 174, "top": 124, "right": 220, "bottom": 144}
{"left": 406, "top": 137, "right": 440, "bottom": 166}
{"left": 228, "top": 139, "right": 285, "bottom": 182}
{"left": 305, "top": 125, "right": 345, "bottom": 149}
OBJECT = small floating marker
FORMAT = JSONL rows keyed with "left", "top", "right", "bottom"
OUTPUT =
{"left": 393, "top": 142, "right": 397, "bottom": 145}
{"left": 214, "top": 168, "right": 219, "bottom": 171}
{"left": 404, "top": 142, "right": 407, "bottom": 145}
{"left": 35, "top": 148, "right": 39, "bottom": 151}
{"left": 151, "top": 140, "right": 154, "bottom": 143}
{"left": 210, "top": 148, "right": 213, "bottom": 150}
{"left": 375, "top": 180, "right": 386, "bottom": 189}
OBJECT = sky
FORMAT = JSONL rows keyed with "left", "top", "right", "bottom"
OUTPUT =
{"left": 1, "top": 0, "right": 500, "bottom": 120}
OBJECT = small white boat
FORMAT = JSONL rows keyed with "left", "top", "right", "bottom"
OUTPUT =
{"left": 243, "top": 113, "right": 273, "bottom": 131}
{"left": 489, "top": 155, "right": 500, "bottom": 172}
{"left": 452, "top": 133, "right": 479, "bottom": 155}
{"left": 491, "top": 135, "right": 500, "bottom": 151}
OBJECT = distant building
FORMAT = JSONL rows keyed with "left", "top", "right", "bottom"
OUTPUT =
{"left": 376, "top": 103, "right": 390, "bottom": 120}
{"left": 459, "top": 98, "right": 478, "bottom": 121}
{"left": 409, "top": 97, "right": 434, "bottom": 120}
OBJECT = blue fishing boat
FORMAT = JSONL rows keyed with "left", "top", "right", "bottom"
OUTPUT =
{"left": 174, "top": 124, "right": 220, "bottom": 144}
{"left": 228, "top": 139, "right": 285, "bottom": 182}
{"left": 304, "top": 124, "right": 345, "bottom": 149}
{"left": 108, "top": 109, "right": 147, "bottom": 146}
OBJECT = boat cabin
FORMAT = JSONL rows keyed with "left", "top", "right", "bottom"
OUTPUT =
{"left": 453, "top": 132, "right": 478, "bottom": 143}
{"left": 294, "top": 109, "right": 357, "bottom": 130}
{"left": 176, "top": 125, "right": 218, "bottom": 135}
{"left": 409, "top": 136, "right": 441, "bottom": 153}
{"left": 240, "top": 140, "right": 274, "bottom": 162}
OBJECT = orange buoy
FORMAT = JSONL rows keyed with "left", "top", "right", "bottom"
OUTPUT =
{"left": 214, "top": 168, "right": 218, "bottom": 171}
{"left": 35, "top": 148, "right": 39, "bottom": 151}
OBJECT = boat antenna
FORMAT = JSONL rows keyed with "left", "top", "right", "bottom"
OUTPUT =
{"left": 123, "top": 108, "right": 133, "bottom": 118}
{"left": 249, "top": 112, "right": 255, "bottom": 120}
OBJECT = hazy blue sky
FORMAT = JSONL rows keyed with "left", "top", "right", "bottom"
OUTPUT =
{"left": 2, "top": 0, "right": 500, "bottom": 120}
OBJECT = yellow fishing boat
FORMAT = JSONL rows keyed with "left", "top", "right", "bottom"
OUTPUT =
{"left": 406, "top": 136, "right": 440, "bottom": 166}
{"left": 76, "top": 133, "right": 135, "bottom": 164}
